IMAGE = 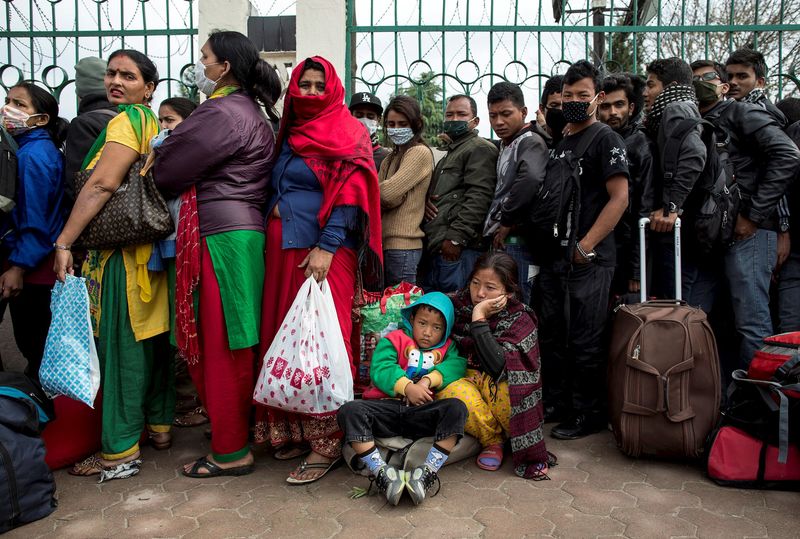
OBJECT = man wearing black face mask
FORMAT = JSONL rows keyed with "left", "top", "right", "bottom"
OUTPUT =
{"left": 598, "top": 74, "right": 655, "bottom": 298}
{"left": 536, "top": 60, "right": 630, "bottom": 439}
{"left": 536, "top": 75, "right": 565, "bottom": 147}
{"left": 423, "top": 95, "right": 499, "bottom": 292}
{"left": 689, "top": 60, "right": 799, "bottom": 370}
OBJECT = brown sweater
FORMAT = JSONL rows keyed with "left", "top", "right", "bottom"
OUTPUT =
{"left": 378, "top": 144, "right": 434, "bottom": 250}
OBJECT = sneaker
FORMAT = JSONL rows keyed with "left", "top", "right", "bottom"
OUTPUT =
{"left": 405, "top": 465, "right": 441, "bottom": 506}
{"left": 370, "top": 465, "right": 405, "bottom": 505}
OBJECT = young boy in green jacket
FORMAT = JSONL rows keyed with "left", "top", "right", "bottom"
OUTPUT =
{"left": 337, "top": 292, "right": 467, "bottom": 505}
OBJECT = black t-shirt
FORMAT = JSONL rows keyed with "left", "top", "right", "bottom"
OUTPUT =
{"left": 551, "top": 124, "right": 630, "bottom": 267}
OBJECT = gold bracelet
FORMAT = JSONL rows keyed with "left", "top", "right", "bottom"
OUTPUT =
{"left": 53, "top": 242, "right": 71, "bottom": 251}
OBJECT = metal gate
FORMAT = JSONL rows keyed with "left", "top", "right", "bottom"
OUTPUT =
{"left": 345, "top": 0, "right": 800, "bottom": 134}
{"left": 1, "top": 0, "right": 198, "bottom": 117}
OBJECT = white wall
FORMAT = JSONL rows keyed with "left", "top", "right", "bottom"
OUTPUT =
{"left": 198, "top": 0, "right": 250, "bottom": 44}
{"left": 296, "top": 0, "right": 347, "bottom": 79}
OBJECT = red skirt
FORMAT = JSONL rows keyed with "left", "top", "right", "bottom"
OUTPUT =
{"left": 253, "top": 218, "right": 356, "bottom": 457}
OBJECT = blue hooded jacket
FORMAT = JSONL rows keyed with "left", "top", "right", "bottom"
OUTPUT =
{"left": 1, "top": 129, "right": 65, "bottom": 272}
{"left": 400, "top": 291, "right": 455, "bottom": 350}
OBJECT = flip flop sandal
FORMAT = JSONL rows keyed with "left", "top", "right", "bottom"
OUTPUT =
{"left": 173, "top": 407, "right": 209, "bottom": 428}
{"left": 476, "top": 443, "right": 504, "bottom": 471}
{"left": 273, "top": 445, "right": 312, "bottom": 461}
{"left": 285, "top": 457, "right": 342, "bottom": 485}
{"left": 69, "top": 454, "right": 143, "bottom": 483}
{"left": 182, "top": 456, "right": 254, "bottom": 479}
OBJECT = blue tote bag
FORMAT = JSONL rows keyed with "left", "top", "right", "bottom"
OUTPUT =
{"left": 40, "top": 275, "right": 100, "bottom": 407}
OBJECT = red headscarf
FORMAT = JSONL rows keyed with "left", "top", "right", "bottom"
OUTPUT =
{"left": 278, "top": 56, "right": 383, "bottom": 284}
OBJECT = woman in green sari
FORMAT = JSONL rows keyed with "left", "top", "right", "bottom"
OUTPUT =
{"left": 54, "top": 49, "right": 174, "bottom": 482}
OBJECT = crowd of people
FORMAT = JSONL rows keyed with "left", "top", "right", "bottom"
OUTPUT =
{"left": 1, "top": 30, "right": 799, "bottom": 507}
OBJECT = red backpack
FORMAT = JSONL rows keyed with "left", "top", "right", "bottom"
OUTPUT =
{"left": 706, "top": 332, "right": 800, "bottom": 489}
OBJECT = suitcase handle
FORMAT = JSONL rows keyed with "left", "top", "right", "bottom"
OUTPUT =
{"left": 623, "top": 355, "right": 696, "bottom": 422}
{"left": 638, "top": 217, "right": 682, "bottom": 303}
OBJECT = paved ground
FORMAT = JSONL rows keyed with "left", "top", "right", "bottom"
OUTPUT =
{"left": 3, "top": 319, "right": 798, "bottom": 539}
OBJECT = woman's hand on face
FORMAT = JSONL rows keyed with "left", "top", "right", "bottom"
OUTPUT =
{"left": 54, "top": 249, "right": 74, "bottom": 283}
{"left": 0, "top": 266, "right": 25, "bottom": 299}
{"left": 473, "top": 294, "right": 509, "bottom": 321}
{"left": 299, "top": 247, "right": 334, "bottom": 282}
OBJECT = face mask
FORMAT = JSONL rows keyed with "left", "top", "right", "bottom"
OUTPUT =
{"left": 357, "top": 117, "right": 379, "bottom": 137}
{"left": 562, "top": 95, "right": 599, "bottom": 124}
{"left": 545, "top": 107, "right": 567, "bottom": 135}
{"left": 387, "top": 127, "right": 414, "bottom": 146}
{"left": 693, "top": 80, "right": 721, "bottom": 106}
{"left": 441, "top": 118, "right": 475, "bottom": 139}
{"left": 0, "top": 106, "right": 41, "bottom": 136}
{"left": 194, "top": 60, "right": 222, "bottom": 97}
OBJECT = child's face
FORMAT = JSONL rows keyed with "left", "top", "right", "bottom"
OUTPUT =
{"left": 410, "top": 307, "right": 446, "bottom": 349}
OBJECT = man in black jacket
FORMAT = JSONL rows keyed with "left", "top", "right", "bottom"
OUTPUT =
{"left": 598, "top": 73, "right": 654, "bottom": 296}
{"left": 725, "top": 49, "right": 788, "bottom": 128}
{"left": 642, "top": 58, "right": 707, "bottom": 301}
{"left": 776, "top": 98, "right": 800, "bottom": 333}
{"left": 691, "top": 60, "right": 800, "bottom": 367}
{"left": 64, "top": 57, "right": 117, "bottom": 192}
{"left": 483, "top": 82, "right": 550, "bottom": 305}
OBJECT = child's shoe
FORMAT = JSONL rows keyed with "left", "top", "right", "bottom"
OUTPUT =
{"left": 371, "top": 465, "right": 405, "bottom": 505}
{"left": 405, "top": 465, "right": 441, "bottom": 505}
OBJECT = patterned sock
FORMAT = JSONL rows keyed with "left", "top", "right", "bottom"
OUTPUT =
{"left": 357, "top": 446, "right": 386, "bottom": 475}
{"left": 424, "top": 444, "right": 450, "bottom": 472}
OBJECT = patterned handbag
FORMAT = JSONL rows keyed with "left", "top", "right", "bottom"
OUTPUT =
{"left": 40, "top": 275, "right": 101, "bottom": 408}
{"left": 72, "top": 153, "right": 173, "bottom": 249}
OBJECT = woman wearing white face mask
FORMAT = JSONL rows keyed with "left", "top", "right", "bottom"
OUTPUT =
{"left": 0, "top": 83, "right": 66, "bottom": 385}
{"left": 379, "top": 95, "right": 434, "bottom": 286}
{"left": 152, "top": 31, "right": 282, "bottom": 479}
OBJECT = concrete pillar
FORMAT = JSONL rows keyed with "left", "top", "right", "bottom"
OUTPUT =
{"left": 296, "top": 0, "right": 347, "bottom": 78}
{"left": 198, "top": 0, "right": 250, "bottom": 43}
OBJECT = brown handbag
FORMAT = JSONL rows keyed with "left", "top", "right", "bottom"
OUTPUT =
{"left": 72, "top": 153, "right": 174, "bottom": 250}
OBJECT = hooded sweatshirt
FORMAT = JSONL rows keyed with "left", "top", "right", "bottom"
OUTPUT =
{"left": 364, "top": 292, "right": 467, "bottom": 399}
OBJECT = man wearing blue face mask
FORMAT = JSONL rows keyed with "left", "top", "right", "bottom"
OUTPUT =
{"left": 422, "top": 95, "right": 499, "bottom": 293}
{"left": 349, "top": 92, "right": 390, "bottom": 172}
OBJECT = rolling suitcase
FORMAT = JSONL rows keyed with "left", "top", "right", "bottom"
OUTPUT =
{"left": 608, "top": 218, "right": 721, "bottom": 458}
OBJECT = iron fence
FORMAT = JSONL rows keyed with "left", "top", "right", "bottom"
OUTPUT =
{"left": 1, "top": 0, "right": 198, "bottom": 117}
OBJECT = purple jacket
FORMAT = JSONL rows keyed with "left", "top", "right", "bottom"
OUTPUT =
{"left": 153, "top": 91, "right": 275, "bottom": 236}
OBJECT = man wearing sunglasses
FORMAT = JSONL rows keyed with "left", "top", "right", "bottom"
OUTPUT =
{"left": 689, "top": 60, "right": 799, "bottom": 370}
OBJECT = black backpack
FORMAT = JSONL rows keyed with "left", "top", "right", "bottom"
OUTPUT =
{"left": 0, "top": 372, "right": 57, "bottom": 533}
{"left": 662, "top": 118, "right": 739, "bottom": 256}
{"left": 528, "top": 122, "right": 606, "bottom": 263}
{"left": 0, "top": 127, "right": 18, "bottom": 214}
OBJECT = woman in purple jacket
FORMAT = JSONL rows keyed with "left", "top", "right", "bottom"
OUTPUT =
{"left": 153, "top": 30, "right": 282, "bottom": 478}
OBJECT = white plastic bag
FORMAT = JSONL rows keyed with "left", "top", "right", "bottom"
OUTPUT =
{"left": 39, "top": 275, "right": 101, "bottom": 408}
{"left": 254, "top": 277, "right": 353, "bottom": 415}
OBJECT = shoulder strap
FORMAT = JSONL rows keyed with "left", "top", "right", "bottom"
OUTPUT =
{"left": 573, "top": 122, "right": 606, "bottom": 159}
{"left": 661, "top": 117, "right": 704, "bottom": 180}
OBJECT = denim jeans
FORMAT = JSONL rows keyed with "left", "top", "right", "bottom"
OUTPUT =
{"left": 778, "top": 251, "right": 800, "bottom": 333}
{"left": 424, "top": 248, "right": 482, "bottom": 293}
{"left": 724, "top": 229, "right": 777, "bottom": 368}
{"left": 383, "top": 248, "right": 423, "bottom": 287}
{"left": 337, "top": 398, "right": 468, "bottom": 443}
{"left": 502, "top": 240, "right": 535, "bottom": 306}
{"left": 537, "top": 262, "right": 615, "bottom": 415}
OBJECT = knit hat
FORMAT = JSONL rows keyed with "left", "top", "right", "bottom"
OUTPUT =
{"left": 75, "top": 57, "right": 107, "bottom": 99}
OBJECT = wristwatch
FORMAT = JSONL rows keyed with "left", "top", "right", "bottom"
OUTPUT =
{"left": 576, "top": 241, "right": 597, "bottom": 261}
{"left": 780, "top": 219, "right": 790, "bottom": 233}
{"left": 663, "top": 202, "right": 682, "bottom": 217}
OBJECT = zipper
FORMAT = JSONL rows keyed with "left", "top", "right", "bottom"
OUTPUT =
{"left": 632, "top": 344, "right": 640, "bottom": 360}
{"left": 0, "top": 441, "right": 20, "bottom": 527}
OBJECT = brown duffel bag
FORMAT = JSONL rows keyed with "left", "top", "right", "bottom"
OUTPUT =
{"left": 608, "top": 218, "right": 721, "bottom": 458}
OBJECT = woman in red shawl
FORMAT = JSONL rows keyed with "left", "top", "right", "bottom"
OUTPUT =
{"left": 254, "top": 57, "right": 382, "bottom": 484}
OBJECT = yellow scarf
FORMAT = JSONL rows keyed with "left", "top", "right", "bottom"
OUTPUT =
{"left": 83, "top": 106, "right": 169, "bottom": 341}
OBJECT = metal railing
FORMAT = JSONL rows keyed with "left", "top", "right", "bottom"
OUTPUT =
{"left": 345, "top": 0, "right": 800, "bottom": 130}
{"left": 1, "top": 0, "right": 198, "bottom": 116}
